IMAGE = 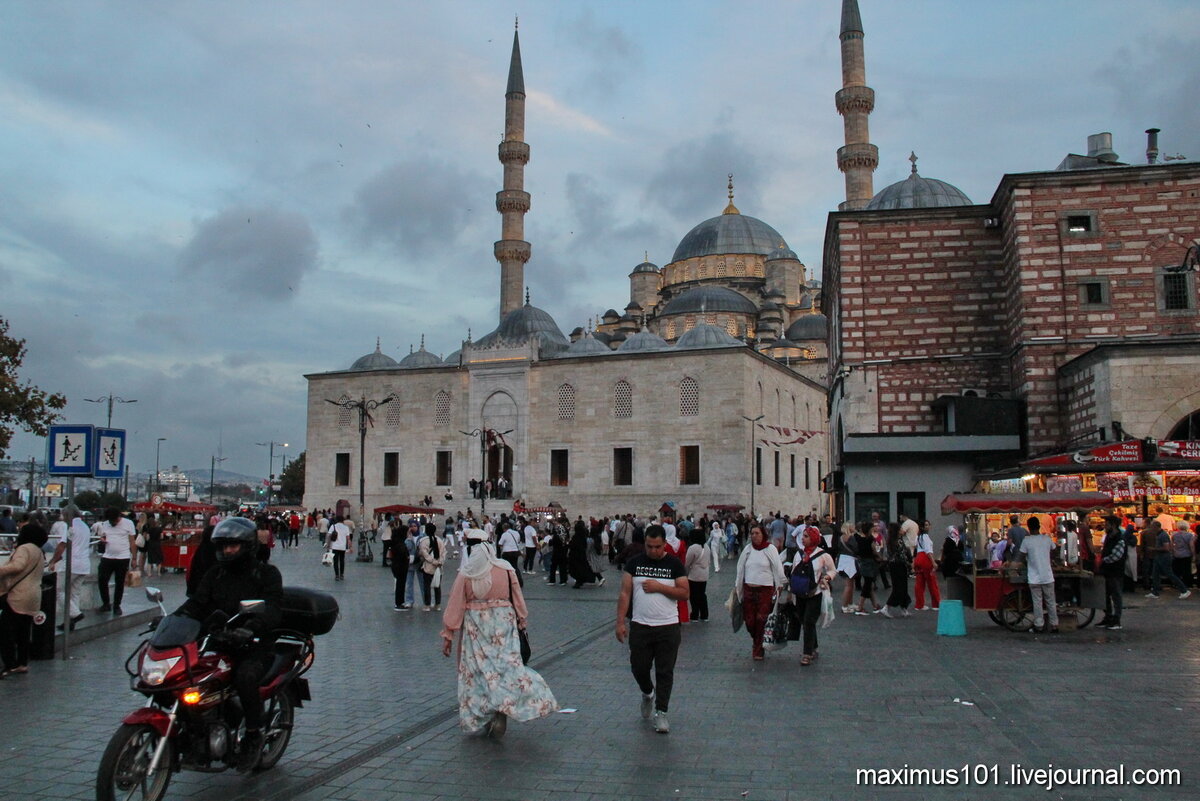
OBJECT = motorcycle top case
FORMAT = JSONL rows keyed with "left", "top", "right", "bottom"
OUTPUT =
{"left": 279, "top": 586, "right": 339, "bottom": 636}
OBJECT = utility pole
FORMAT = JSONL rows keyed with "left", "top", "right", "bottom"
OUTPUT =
{"left": 324, "top": 396, "right": 395, "bottom": 528}
{"left": 741, "top": 414, "right": 765, "bottom": 519}
{"left": 210, "top": 455, "right": 228, "bottom": 504}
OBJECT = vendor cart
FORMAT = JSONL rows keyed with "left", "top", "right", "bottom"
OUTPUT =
{"left": 940, "top": 492, "right": 1113, "bottom": 632}
{"left": 132, "top": 499, "right": 217, "bottom": 573}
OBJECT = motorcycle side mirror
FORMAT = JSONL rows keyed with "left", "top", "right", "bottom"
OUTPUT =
{"left": 239, "top": 599, "right": 265, "bottom": 614}
{"left": 145, "top": 587, "right": 164, "bottom": 604}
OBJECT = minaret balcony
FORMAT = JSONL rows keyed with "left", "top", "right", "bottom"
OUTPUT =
{"left": 498, "top": 140, "right": 530, "bottom": 165}
{"left": 837, "top": 143, "right": 879, "bottom": 171}
{"left": 835, "top": 85, "right": 875, "bottom": 115}
{"left": 494, "top": 239, "right": 532, "bottom": 263}
{"left": 495, "top": 190, "right": 531, "bottom": 213}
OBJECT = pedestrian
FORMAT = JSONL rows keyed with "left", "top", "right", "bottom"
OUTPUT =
{"left": 441, "top": 530, "right": 558, "bottom": 738}
{"left": 939, "top": 525, "right": 964, "bottom": 579}
{"left": 0, "top": 522, "right": 48, "bottom": 678}
{"left": 734, "top": 524, "right": 786, "bottom": 660}
{"left": 390, "top": 530, "right": 411, "bottom": 611}
{"left": 418, "top": 522, "right": 446, "bottom": 611}
{"left": 785, "top": 526, "right": 836, "bottom": 666}
{"left": 1171, "top": 520, "right": 1195, "bottom": 588}
{"left": 142, "top": 515, "right": 164, "bottom": 577}
{"left": 707, "top": 520, "right": 724, "bottom": 572}
{"left": 96, "top": 508, "right": 137, "bottom": 616}
{"left": 662, "top": 520, "right": 689, "bottom": 622}
{"left": 316, "top": 513, "right": 330, "bottom": 545}
{"left": 589, "top": 519, "right": 608, "bottom": 581}
{"left": 912, "top": 524, "right": 940, "bottom": 611}
{"left": 255, "top": 515, "right": 274, "bottom": 564}
{"left": 1146, "top": 520, "right": 1191, "bottom": 599}
{"left": 882, "top": 522, "right": 911, "bottom": 618}
{"left": 326, "top": 515, "right": 352, "bottom": 581}
{"left": 853, "top": 521, "right": 882, "bottom": 615}
{"left": 47, "top": 505, "right": 90, "bottom": 631}
{"left": 1016, "top": 517, "right": 1058, "bottom": 633}
{"left": 615, "top": 524, "right": 689, "bottom": 734}
{"left": 521, "top": 517, "right": 538, "bottom": 574}
{"left": 836, "top": 522, "right": 859, "bottom": 613}
{"left": 1098, "top": 516, "right": 1127, "bottom": 630}
{"left": 379, "top": 515, "right": 393, "bottom": 568}
{"left": 684, "top": 528, "right": 710, "bottom": 622}
{"left": 497, "top": 521, "right": 524, "bottom": 582}
{"left": 404, "top": 523, "right": 421, "bottom": 606}
{"left": 568, "top": 519, "right": 598, "bottom": 589}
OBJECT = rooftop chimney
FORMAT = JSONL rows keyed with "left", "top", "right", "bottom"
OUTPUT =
{"left": 1087, "top": 132, "right": 1118, "bottom": 163}
{"left": 1145, "top": 128, "right": 1160, "bottom": 164}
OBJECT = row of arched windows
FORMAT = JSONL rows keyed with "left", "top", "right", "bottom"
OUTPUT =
{"left": 556, "top": 378, "right": 701, "bottom": 420}
{"left": 338, "top": 390, "right": 454, "bottom": 428}
{"left": 755, "top": 383, "right": 815, "bottom": 429}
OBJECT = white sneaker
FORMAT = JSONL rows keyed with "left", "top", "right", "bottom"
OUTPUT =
{"left": 652, "top": 711, "right": 670, "bottom": 734}
{"left": 902, "top": 609, "right": 912, "bottom": 617}
{"left": 880, "top": 607, "right": 893, "bottom": 618}
{"left": 1145, "top": 593, "right": 1160, "bottom": 599}
{"left": 841, "top": 605, "right": 855, "bottom": 614}
{"left": 1180, "top": 591, "right": 1192, "bottom": 600}
{"left": 640, "top": 693, "right": 654, "bottom": 720}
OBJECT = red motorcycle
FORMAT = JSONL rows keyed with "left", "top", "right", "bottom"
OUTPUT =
{"left": 97, "top": 585, "right": 337, "bottom": 801}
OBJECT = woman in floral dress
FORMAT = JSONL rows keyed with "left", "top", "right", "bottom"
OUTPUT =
{"left": 441, "top": 530, "right": 558, "bottom": 738}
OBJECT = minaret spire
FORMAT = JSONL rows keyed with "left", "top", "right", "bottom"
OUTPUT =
{"left": 835, "top": 0, "right": 878, "bottom": 210}
{"left": 494, "top": 25, "right": 531, "bottom": 320}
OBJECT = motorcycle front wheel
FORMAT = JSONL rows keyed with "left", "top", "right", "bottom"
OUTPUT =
{"left": 96, "top": 723, "right": 174, "bottom": 801}
{"left": 256, "top": 692, "right": 294, "bottom": 770}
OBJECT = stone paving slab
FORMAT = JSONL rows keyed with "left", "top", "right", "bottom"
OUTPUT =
{"left": 4, "top": 542, "right": 1197, "bottom": 801}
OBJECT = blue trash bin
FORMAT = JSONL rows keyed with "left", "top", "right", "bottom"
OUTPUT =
{"left": 936, "top": 599, "right": 966, "bottom": 636}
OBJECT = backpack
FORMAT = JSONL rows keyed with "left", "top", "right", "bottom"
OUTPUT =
{"left": 789, "top": 548, "right": 825, "bottom": 596}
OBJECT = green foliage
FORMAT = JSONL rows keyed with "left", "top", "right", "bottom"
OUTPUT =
{"left": 72, "top": 489, "right": 101, "bottom": 511}
{"left": 279, "top": 451, "right": 305, "bottom": 502}
{"left": 0, "top": 317, "right": 67, "bottom": 460}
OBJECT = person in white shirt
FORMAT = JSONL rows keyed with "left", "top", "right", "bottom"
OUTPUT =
{"left": 1016, "top": 517, "right": 1058, "bottom": 632}
{"left": 521, "top": 518, "right": 538, "bottom": 574}
{"left": 734, "top": 524, "right": 787, "bottom": 660}
{"left": 47, "top": 506, "right": 92, "bottom": 628}
{"left": 497, "top": 524, "right": 523, "bottom": 582}
{"left": 326, "top": 516, "right": 353, "bottom": 581}
{"left": 898, "top": 514, "right": 920, "bottom": 557}
{"left": 96, "top": 507, "right": 137, "bottom": 615}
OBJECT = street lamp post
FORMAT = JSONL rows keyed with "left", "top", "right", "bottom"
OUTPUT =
{"left": 325, "top": 395, "right": 395, "bottom": 529}
{"left": 741, "top": 414, "right": 765, "bottom": 519}
{"left": 154, "top": 437, "right": 167, "bottom": 499}
{"left": 459, "top": 427, "right": 512, "bottom": 517}
{"left": 84, "top": 394, "right": 137, "bottom": 492}
{"left": 255, "top": 441, "right": 289, "bottom": 503}
{"left": 209, "top": 455, "right": 228, "bottom": 504}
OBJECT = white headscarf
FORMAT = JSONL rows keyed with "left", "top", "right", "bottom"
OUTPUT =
{"left": 459, "top": 533, "right": 512, "bottom": 598}
{"left": 946, "top": 525, "right": 961, "bottom": 544}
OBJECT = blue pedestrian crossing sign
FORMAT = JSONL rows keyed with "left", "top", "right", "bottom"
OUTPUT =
{"left": 47, "top": 424, "right": 95, "bottom": 476}
{"left": 94, "top": 428, "right": 127, "bottom": 479}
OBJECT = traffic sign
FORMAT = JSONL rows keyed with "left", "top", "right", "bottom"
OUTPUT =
{"left": 94, "top": 428, "right": 127, "bottom": 479}
{"left": 47, "top": 425, "right": 95, "bottom": 476}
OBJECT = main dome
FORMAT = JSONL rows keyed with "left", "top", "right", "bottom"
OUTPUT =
{"left": 671, "top": 212, "right": 789, "bottom": 263}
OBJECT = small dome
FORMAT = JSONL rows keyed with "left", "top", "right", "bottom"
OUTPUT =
{"left": 661, "top": 285, "right": 757, "bottom": 316}
{"left": 350, "top": 340, "right": 399, "bottom": 371}
{"left": 443, "top": 349, "right": 462, "bottom": 365}
{"left": 564, "top": 333, "right": 611, "bottom": 356}
{"left": 475, "top": 301, "right": 569, "bottom": 354}
{"left": 766, "top": 243, "right": 799, "bottom": 261}
{"left": 797, "top": 294, "right": 814, "bottom": 311}
{"left": 866, "top": 153, "right": 972, "bottom": 210}
{"left": 602, "top": 308, "right": 620, "bottom": 320}
{"left": 399, "top": 338, "right": 443, "bottom": 369}
{"left": 625, "top": 301, "right": 643, "bottom": 311}
{"left": 631, "top": 260, "right": 660, "bottom": 275}
{"left": 766, "top": 336, "right": 801, "bottom": 350}
{"left": 675, "top": 323, "right": 743, "bottom": 350}
{"left": 671, "top": 213, "right": 789, "bottom": 263}
{"left": 786, "top": 314, "right": 828, "bottom": 341}
{"left": 619, "top": 328, "right": 668, "bottom": 352}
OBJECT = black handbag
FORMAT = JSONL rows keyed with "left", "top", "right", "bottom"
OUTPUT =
{"left": 508, "top": 573, "right": 532, "bottom": 665}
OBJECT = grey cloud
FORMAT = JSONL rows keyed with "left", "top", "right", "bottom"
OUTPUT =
{"left": 178, "top": 207, "right": 318, "bottom": 300}
{"left": 644, "top": 131, "right": 764, "bottom": 223}
{"left": 558, "top": 10, "right": 642, "bottom": 100}
{"left": 347, "top": 159, "right": 491, "bottom": 258}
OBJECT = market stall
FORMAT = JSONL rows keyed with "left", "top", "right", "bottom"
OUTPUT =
{"left": 940, "top": 492, "right": 1113, "bottom": 632}
{"left": 132, "top": 498, "right": 217, "bottom": 571}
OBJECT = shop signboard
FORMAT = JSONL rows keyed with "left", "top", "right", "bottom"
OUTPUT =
{"left": 1046, "top": 475, "right": 1083, "bottom": 493}
{"left": 1025, "top": 440, "right": 1143, "bottom": 469}
{"left": 1164, "top": 471, "right": 1200, "bottom": 495}
{"left": 1157, "top": 441, "right": 1200, "bottom": 461}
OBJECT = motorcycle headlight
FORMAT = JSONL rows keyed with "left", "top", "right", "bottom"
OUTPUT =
{"left": 140, "top": 655, "right": 182, "bottom": 686}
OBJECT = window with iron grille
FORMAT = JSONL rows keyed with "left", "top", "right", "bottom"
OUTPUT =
{"left": 614, "top": 380, "right": 632, "bottom": 418}
{"left": 613, "top": 448, "right": 633, "bottom": 486}
{"left": 434, "top": 391, "right": 451, "bottom": 426}
{"left": 755, "top": 447, "right": 763, "bottom": 486}
{"left": 679, "top": 445, "right": 700, "bottom": 485}
{"left": 1163, "top": 272, "right": 1192, "bottom": 310}
{"left": 550, "top": 449, "right": 569, "bottom": 486}
{"left": 790, "top": 454, "right": 796, "bottom": 488}
{"left": 338, "top": 405, "right": 352, "bottom": 427}
{"left": 385, "top": 403, "right": 402, "bottom": 426}
{"left": 679, "top": 377, "right": 699, "bottom": 416}
{"left": 557, "top": 384, "right": 575, "bottom": 420}
{"left": 725, "top": 318, "right": 738, "bottom": 336}
{"left": 334, "top": 453, "right": 350, "bottom": 486}
{"left": 435, "top": 451, "right": 452, "bottom": 486}
{"left": 383, "top": 452, "right": 399, "bottom": 486}
{"left": 773, "top": 450, "right": 780, "bottom": 487}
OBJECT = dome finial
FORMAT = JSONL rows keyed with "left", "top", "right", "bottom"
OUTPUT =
{"left": 644, "top": 250, "right": 649, "bottom": 263}
{"left": 467, "top": 327, "right": 472, "bottom": 343}
{"left": 374, "top": 336, "right": 381, "bottom": 353}
{"left": 909, "top": 151, "right": 919, "bottom": 175}
{"left": 514, "top": 15, "right": 518, "bottom": 30}
{"left": 723, "top": 173, "right": 740, "bottom": 215}
{"left": 525, "top": 286, "right": 531, "bottom": 305}
{"left": 419, "top": 333, "right": 426, "bottom": 351}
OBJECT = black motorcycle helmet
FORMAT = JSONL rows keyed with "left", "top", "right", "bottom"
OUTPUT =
{"left": 212, "top": 517, "right": 257, "bottom": 566}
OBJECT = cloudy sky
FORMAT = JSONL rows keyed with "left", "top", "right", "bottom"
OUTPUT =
{"left": 3, "top": 0, "right": 1197, "bottom": 481}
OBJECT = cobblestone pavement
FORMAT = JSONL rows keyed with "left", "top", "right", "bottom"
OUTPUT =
{"left": 4, "top": 539, "right": 1198, "bottom": 801}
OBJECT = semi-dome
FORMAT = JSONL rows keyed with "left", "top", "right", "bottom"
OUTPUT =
{"left": 786, "top": 314, "right": 828, "bottom": 341}
{"left": 563, "top": 332, "right": 611, "bottom": 357}
{"left": 350, "top": 340, "right": 399, "bottom": 371}
{"left": 619, "top": 328, "right": 669, "bottom": 353}
{"left": 399, "top": 338, "right": 443, "bottom": 369}
{"left": 675, "top": 323, "right": 743, "bottom": 350}
{"left": 475, "top": 300, "right": 569, "bottom": 354}
{"left": 660, "top": 285, "right": 758, "bottom": 316}
{"left": 866, "top": 153, "right": 972, "bottom": 210}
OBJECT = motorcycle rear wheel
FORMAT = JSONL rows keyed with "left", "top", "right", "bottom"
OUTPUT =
{"left": 255, "top": 692, "right": 294, "bottom": 770}
{"left": 96, "top": 723, "right": 174, "bottom": 801}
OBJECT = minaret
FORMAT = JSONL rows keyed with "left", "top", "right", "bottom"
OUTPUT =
{"left": 835, "top": 0, "right": 878, "bottom": 210}
{"left": 494, "top": 20, "right": 531, "bottom": 320}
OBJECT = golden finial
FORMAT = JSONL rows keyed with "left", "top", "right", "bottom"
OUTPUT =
{"left": 723, "top": 173, "right": 740, "bottom": 215}
{"left": 644, "top": 250, "right": 649, "bottom": 263}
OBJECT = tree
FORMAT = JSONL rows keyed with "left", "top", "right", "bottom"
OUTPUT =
{"left": 279, "top": 451, "right": 305, "bottom": 502}
{"left": 0, "top": 317, "right": 66, "bottom": 460}
{"left": 72, "top": 490, "right": 101, "bottom": 512}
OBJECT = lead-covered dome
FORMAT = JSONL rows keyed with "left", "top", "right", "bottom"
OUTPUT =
{"left": 475, "top": 301, "right": 569, "bottom": 354}
{"left": 619, "top": 328, "right": 669, "bottom": 353}
{"left": 563, "top": 332, "right": 611, "bottom": 356}
{"left": 660, "top": 286, "right": 757, "bottom": 316}
{"left": 350, "top": 340, "right": 399, "bottom": 371}
{"left": 866, "top": 153, "right": 972, "bottom": 210}
{"left": 399, "top": 339, "right": 443, "bottom": 369}
{"left": 675, "top": 323, "right": 743, "bottom": 350}
{"left": 671, "top": 212, "right": 789, "bottom": 262}
{"left": 786, "top": 314, "right": 828, "bottom": 341}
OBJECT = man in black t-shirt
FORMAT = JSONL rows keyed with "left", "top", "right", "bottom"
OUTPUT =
{"left": 615, "top": 524, "right": 689, "bottom": 734}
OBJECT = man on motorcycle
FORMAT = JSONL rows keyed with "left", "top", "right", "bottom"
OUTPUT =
{"left": 175, "top": 517, "right": 283, "bottom": 772}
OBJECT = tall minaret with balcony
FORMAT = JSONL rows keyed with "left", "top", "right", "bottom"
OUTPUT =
{"left": 495, "top": 22, "right": 531, "bottom": 320}
{"left": 836, "top": 0, "right": 878, "bottom": 210}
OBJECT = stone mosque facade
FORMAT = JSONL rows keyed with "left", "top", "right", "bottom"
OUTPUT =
{"left": 302, "top": 24, "right": 831, "bottom": 520}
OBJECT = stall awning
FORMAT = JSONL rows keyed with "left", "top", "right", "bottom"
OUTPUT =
{"left": 706, "top": 504, "right": 745, "bottom": 512}
{"left": 132, "top": 500, "right": 218, "bottom": 514}
{"left": 512, "top": 501, "right": 565, "bottom": 515}
{"left": 940, "top": 492, "right": 1114, "bottom": 515}
{"left": 373, "top": 504, "right": 445, "bottom": 517}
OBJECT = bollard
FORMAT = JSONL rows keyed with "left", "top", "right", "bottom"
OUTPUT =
{"left": 936, "top": 599, "right": 967, "bottom": 637}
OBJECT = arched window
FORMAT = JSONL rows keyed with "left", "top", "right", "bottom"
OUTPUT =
{"left": 386, "top": 401, "right": 402, "bottom": 426}
{"left": 791, "top": 395, "right": 797, "bottom": 428}
{"left": 775, "top": 388, "right": 781, "bottom": 422}
{"left": 557, "top": 383, "right": 576, "bottom": 420}
{"left": 336, "top": 395, "right": 352, "bottom": 427}
{"left": 434, "top": 390, "right": 451, "bottom": 427}
{"left": 614, "top": 380, "right": 633, "bottom": 419}
{"left": 1169, "top": 410, "right": 1200, "bottom": 440}
{"left": 680, "top": 377, "right": 700, "bottom": 417}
